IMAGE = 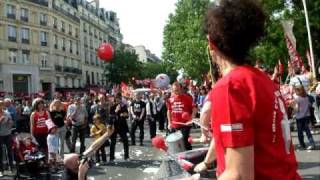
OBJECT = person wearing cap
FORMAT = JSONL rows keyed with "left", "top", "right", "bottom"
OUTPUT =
{"left": 67, "top": 96, "right": 88, "bottom": 154}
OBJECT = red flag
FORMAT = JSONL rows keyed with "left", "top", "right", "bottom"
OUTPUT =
{"left": 284, "top": 34, "right": 303, "bottom": 69}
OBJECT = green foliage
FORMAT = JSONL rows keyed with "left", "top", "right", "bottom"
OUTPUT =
{"left": 104, "top": 46, "right": 142, "bottom": 84}
{"left": 140, "top": 62, "right": 178, "bottom": 82}
{"left": 251, "top": 0, "right": 320, "bottom": 69}
{"left": 162, "top": 0, "right": 210, "bottom": 80}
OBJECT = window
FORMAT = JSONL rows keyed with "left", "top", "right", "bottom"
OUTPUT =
{"left": 56, "top": 77, "right": 61, "bottom": 87}
{"left": 6, "top": 4, "right": 16, "bottom": 19}
{"left": 21, "top": 28, "right": 29, "bottom": 44}
{"left": 83, "top": 23, "right": 87, "bottom": 32}
{"left": 21, "top": 50, "right": 30, "bottom": 64}
{"left": 86, "top": 71, "right": 90, "bottom": 84}
{"left": 68, "top": 24, "right": 72, "bottom": 35}
{"left": 96, "top": 73, "right": 99, "bottom": 84}
{"left": 85, "top": 51, "right": 89, "bottom": 64}
{"left": 75, "top": 28, "right": 79, "bottom": 37}
{"left": 84, "top": 36, "right": 88, "bottom": 47}
{"left": 76, "top": 43, "right": 79, "bottom": 54}
{"left": 61, "top": 21, "right": 65, "bottom": 32}
{"left": 54, "top": 35, "right": 58, "bottom": 48}
{"left": 7, "top": 25, "right": 17, "bottom": 42}
{"left": 40, "top": 13, "right": 47, "bottom": 26}
{"left": 94, "top": 29, "right": 97, "bottom": 38}
{"left": 40, "top": 31, "right": 48, "bottom": 46}
{"left": 62, "top": 38, "right": 66, "bottom": 50}
{"left": 90, "top": 39, "right": 93, "bottom": 49}
{"left": 69, "top": 40, "right": 73, "bottom": 53}
{"left": 91, "top": 72, "right": 95, "bottom": 84}
{"left": 90, "top": 53, "right": 94, "bottom": 65}
{"left": 40, "top": 53, "right": 48, "bottom": 67}
{"left": 53, "top": 17, "right": 58, "bottom": 28}
{"left": 20, "top": 8, "right": 28, "bottom": 22}
{"left": 9, "top": 49, "right": 17, "bottom": 63}
{"left": 95, "top": 56, "right": 99, "bottom": 66}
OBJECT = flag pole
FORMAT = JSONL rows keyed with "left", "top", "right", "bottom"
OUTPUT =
{"left": 302, "top": 0, "right": 316, "bottom": 77}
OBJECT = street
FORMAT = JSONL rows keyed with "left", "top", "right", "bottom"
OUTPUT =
{"left": 0, "top": 127, "right": 319, "bottom": 180}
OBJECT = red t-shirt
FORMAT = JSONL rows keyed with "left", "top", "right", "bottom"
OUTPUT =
{"left": 208, "top": 65, "right": 300, "bottom": 179}
{"left": 167, "top": 93, "right": 193, "bottom": 129}
{"left": 32, "top": 111, "right": 49, "bottom": 135}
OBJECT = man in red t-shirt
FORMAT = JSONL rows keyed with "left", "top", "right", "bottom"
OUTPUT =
{"left": 191, "top": 0, "right": 301, "bottom": 179}
{"left": 167, "top": 82, "right": 194, "bottom": 150}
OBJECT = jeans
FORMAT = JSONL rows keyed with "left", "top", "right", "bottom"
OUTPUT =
{"left": 172, "top": 126, "right": 192, "bottom": 150}
{"left": 130, "top": 119, "right": 144, "bottom": 145}
{"left": 95, "top": 144, "right": 106, "bottom": 163}
{"left": 57, "top": 126, "right": 67, "bottom": 158}
{"left": 71, "top": 125, "right": 86, "bottom": 154}
{"left": 34, "top": 134, "right": 48, "bottom": 154}
{"left": 296, "top": 116, "right": 315, "bottom": 147}
{"left": 110, "top": 129, "right": 129, "bottom": 160}
{"left": 147, "top": 115, "right": 157, "bottom": 139}
{"left": 0, "top": 135, "right": 13, "bottom": 171}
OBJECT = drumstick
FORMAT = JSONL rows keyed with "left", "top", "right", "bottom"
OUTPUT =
{"left": 172, "top": 120, "right": 210, "bottom": 131}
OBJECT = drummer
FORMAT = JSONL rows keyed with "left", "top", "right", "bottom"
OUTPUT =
{"left": 167, "top": 82, "right": 195, "bottom": 150}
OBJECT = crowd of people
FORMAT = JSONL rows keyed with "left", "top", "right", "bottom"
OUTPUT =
{"left": 0, "top": 79, "right": 212, "bottom": 178}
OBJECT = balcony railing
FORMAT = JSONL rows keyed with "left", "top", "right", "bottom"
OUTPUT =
{"left": 28, "top": 0, "right": 48, "bottom": 7}
{"left": 40, "top": 66, "right": 53, "bottom": 71}
{"left": 52, "top": 5, "right": 80, "bottom": 23}
{"left": 55, "top": 65, "right": 62, "bottom": 72}
{"left": 7, "top": 14, "right": 16, "bottom": 19}
{"left": 41, "top": 41, "right": 47, "bottom": 46}
{"left": 21, "top": 39, "right": 30, "bottom": 44}
{"left": 8, "top": 37, "right": 17, "bottom": 42}
{"left": 21, "top": 16, "right": 28, "bottom": 22}
{"left": 40, "top": 21, "right": 47, "bottom": 26}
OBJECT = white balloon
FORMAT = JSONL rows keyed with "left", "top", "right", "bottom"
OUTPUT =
{"left": 155, "top": 74, "right": 170, "bottom": 88}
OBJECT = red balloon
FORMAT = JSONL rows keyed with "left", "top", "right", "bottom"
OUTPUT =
{"left": 152, "top": 136, "right": 167, "bottom": 152}
{"left": 182, "top": 112, "right": 192, "bottom": 121}
{"left": 179, "top": 159, "right": 194, "bottom": 171}
{"left": 97, "top": 43, "right": 114, "bottom": 61}
{"left": 188, "top": 136, "right": 193, "bottom": 144}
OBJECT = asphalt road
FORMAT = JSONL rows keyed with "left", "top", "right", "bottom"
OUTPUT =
{"left": 1, "top": 127, "right": 319, "bottom": 180}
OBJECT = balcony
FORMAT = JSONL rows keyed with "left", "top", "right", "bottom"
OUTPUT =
{"left": 40, "top": 66, "right": 52, "bottom": 71}
{"left": 21, "top": 39, "right": 30, "bottom": 44}
{"left": 55, "top": 65, "right": 63, "bottom": 72}
{"left": 41, "top": 42, "right": 47, "bottom": 46}
{"left": 40, "top": 21, "right": 47, "bottom": 26}
{"left": 52, "top": 5, "right": 80, "bottom": 23}
{"left": 29, "top": 0, "right": 48, "bottom": 7}
{"left": 21, "top": 16, "right": 28, "bottom": 22}
{"left": 63, "top": 66, "right": 71, "bottom": 73}
{"left": 7, "top": 14, "right": 16, "bottom": 19}
{"left": 8, "top": 37, "right": 17, "bottom": 42}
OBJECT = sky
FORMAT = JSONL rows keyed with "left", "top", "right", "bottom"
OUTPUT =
{"left": 100, "top": 0, "right": 178, "bottom": 58}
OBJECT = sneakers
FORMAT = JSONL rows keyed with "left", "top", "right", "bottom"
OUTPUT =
{"left": 0, "top": 172, "right": 3, "bottom": 177}
{"left": 307, "top": 145, "right": 315, "bottom": 150}
{"left": 95, "top": 162, "right": 101, "bottom": 167}
{"left": 125, "top": 158, "right": 130, "bottom": 162}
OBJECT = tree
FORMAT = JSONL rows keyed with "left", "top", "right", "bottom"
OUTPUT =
{"left": 104, "top": 46, "right": 142, "bottom": 84}
{"left": 140, "top": 61, "right": 178, "bottom": 82}
{"left": 162, "top": 0, "right": 210, "bottom": 80}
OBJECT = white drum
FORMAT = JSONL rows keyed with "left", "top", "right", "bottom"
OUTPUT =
{"left": 166, "top": 131, "right": 185, "bottom": 154}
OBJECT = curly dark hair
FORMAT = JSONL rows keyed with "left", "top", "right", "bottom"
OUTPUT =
{"left": 204, "top": 0, "right": 266, "bottom": 64}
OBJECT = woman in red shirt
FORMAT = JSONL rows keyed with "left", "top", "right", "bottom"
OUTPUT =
{"left": 30, "top": 98, "right": 50, "bottom": 154}
{"left": 193, "top": 0, "right": 301, "bottom": 179}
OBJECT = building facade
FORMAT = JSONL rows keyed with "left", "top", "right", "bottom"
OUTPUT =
{"left": 0, "top": 0, "right": 122, "bottom": 99}
{"left": 134, "top": 45, "right": 161, "bottom": 63}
